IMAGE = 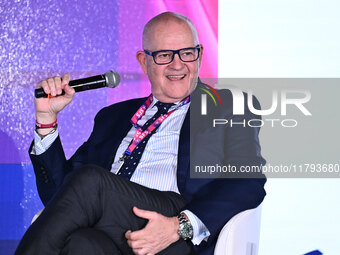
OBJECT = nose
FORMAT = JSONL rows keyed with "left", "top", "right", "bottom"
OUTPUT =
{"left": 169, "top": 53, "right": 184, "bottom": 69}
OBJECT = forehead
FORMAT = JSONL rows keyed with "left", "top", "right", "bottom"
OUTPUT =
{"left": 146, "top": 20, "right": 196, "bottom": 51}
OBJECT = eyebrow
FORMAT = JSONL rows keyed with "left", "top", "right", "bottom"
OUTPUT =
{"left": 146, "top": 45, "right": 200, "bottom": 52}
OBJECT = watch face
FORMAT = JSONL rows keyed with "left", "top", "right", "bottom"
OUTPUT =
{"left": 180, "top": 222, "right": 193, "bottom": 240}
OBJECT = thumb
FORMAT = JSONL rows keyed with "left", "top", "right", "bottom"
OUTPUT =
{"left": 132, "top": 206, "right": 156, "bottom": 220}
{"left": 61, "top": 73, "right": 74, "bottom": 97}
{"left": 64, "top": 83, "right": 75, "bottom": 97}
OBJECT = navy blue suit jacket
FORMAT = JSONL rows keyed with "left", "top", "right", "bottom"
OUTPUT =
{"left": 30, "top": 85, "right": 266, "bottom": 255}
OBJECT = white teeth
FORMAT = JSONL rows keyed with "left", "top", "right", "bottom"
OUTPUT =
{"left": 167, "top": 75, "right": 185, "bottom": 78}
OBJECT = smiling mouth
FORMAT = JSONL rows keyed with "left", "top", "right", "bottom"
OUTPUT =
{"left": 166, "top": 74, "right": 186, "bottom": 81}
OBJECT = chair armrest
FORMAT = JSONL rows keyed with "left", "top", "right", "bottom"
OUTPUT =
{"left": 214, "top": 205, "right": 262, "bottom": 255}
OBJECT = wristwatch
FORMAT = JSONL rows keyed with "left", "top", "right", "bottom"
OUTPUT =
{"left": 177, "top": 213, "right": 193, "bottom": 240}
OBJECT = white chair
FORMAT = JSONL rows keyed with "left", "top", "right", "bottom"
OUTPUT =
{"left": 32, "top": 205, "right": 262, "bottom": 255}
{"left": 214, "top": 205, "right": 262, "bottom": 255}
{"left": 31, "top": 209, "right": 44, "bottom": 224}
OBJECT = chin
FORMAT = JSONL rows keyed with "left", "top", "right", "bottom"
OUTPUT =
{"left": 168, "top": 89, "right": 191, "bottom": 101}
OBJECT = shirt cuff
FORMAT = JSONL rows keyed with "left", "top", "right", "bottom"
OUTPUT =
{"left": 31, "top": 129, "right": 59, "bottom": 155}
{"left": 182, "top": 209, "right": 210, "bottom": 245}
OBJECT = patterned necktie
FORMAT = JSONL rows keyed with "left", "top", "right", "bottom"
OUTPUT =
{"left": 117, "top": 101, "right": 174, "bottom": 179}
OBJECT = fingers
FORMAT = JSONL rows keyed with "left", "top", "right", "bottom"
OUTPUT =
{"left": 125, "top": 230, "right": 132, "bottom": 240}
{"left": 132, "top": 248, "right": 154, "bottom": 255}
{"left": 125, "top": 229, "right": 144, "bottom": 242}
{"left": 38, "top": 80, "right": 51, "bottom": 96}
{"left": 127, "top": 238, "right": 146, "bottom": 249}
{"left": 132, "top": 248, "right": 149, "bottom": 255}
{"left": 126, "top": 230, "right": 145, "bottom": 253}
{"left": 37, "top": 74, "right": 72, "bottom": 98}
{"left": 125, "top": 229, "right": 141, "bottom": 241}
{"left": 47, "top": 77, "right": 58, "bottom": 97}
{"left": 47, "top": 77, "right": 60, "bottom": 95}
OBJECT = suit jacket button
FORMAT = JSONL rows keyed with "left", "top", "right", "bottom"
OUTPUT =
{"left": 44, "top": 179, "right": 49, "bottom": 183}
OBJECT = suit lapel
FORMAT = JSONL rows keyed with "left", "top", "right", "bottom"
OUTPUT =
{"left": 176, "top": 109, "right": 190, "bottom": 193}
{"left": 176, "top": 82, "right": 206, "bottom": 193}
{"left": 102, "top": 98, "right": 146, "bottom": 170}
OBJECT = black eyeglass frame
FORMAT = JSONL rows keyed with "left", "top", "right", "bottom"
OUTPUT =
{"left": 144, "top": 45, "right": 201, "bottom": 65}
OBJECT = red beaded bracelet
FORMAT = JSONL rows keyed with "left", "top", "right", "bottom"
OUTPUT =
{"left": 35, "top": 119, "right": 58, "bottom": 129}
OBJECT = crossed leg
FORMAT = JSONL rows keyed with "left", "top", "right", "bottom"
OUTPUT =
{"left": 15, "top": 165, "right": 194, "bottom": 255}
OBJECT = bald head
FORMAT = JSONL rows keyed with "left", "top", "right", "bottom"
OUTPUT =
{"left": 142, "top": 12, "right": 199, "bottom": 49}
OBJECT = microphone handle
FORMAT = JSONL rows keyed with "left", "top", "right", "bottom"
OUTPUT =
{"left": 35, "top": 74, "right": 106, "bottom": 98}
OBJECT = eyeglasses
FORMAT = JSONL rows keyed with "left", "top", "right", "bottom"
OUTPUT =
{"left": 144, "top": 45, "right": 201, "bottom": 65}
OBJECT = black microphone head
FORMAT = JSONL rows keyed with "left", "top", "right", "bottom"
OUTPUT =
{"left": 105, "top": 70, "right": 120, "bottom": 88}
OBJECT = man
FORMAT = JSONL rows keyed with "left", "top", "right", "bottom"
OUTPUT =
{"left": 16, "top": 12, "right": 266, "bottom": 255}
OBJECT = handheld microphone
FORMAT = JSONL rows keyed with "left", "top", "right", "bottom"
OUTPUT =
{"left": 34, "top": 70, "right": 121, "bottom": 98}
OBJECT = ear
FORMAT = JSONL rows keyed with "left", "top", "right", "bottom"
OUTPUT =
{"left": 198, "top": 44, "right": 204, "bottom": 68}
{"left": 136, "top": 51, "right": 148, "bottom": 74}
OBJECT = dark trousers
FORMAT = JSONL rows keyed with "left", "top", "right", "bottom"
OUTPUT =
{"left": 15, "top": 165, "right": 195, "bottom": 255}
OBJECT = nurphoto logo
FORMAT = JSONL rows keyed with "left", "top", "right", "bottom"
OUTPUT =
{"left": 200, "top": 83, "right": 312, "bottom": 128}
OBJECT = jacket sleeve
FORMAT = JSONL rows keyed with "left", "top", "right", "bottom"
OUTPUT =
{"left": 29, "top": 136, "right": 68, "bottom": 205}
{"left": 29, "top": 109, "right": 105, "bottom": 206}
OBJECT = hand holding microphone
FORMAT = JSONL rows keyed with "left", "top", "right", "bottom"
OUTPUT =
{"left": 34, "top": 70, "right": 120, "bottom": 98}
{"left": 34, "top": 71, "right": 120, "bottom": 135}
